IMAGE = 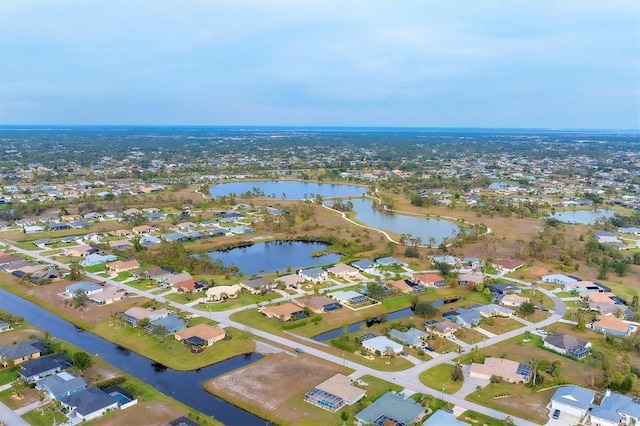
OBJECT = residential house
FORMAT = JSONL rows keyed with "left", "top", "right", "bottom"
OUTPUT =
{"left": 374, "top": 256, "right": 407, "bottom": 267}
{"left": 326, "top": 263, "right": 359, "bottom": 279}
{"left": 206, "top": 284, "right": 242, "bottom": 301}
{"left": 361, "top": 336, "right": 403, "bottom": 355}
{"left": 355, "top": 392, "right": 425, "bottom": 426}
{"left": 458, "top": 273, "right": 484, "bottom": 287}
{"left": 428, "top": 320, "right": 460, "bottom": 337}
{"left": 450, "top": 308, "right": 483, "bottom": 328}
{"left": 566, "top": 280, "right": 608, "bottom": 293}
{"left": 105, "top": 259, "right": 140, "bottom": 273}
{"left": 111, "top": 229, "right": 133, "bottom": 238}
{"left": 0, "top": 340, "right": 42, "bottom": 366}
{"left": 275, "top": 273, "right": 304, "bottom": 289}
{"left": 36, "top": 372, "right": 86, "bottom": 400}
{"left": 173, "top": 279, "right": 207, "bottom": 293}
{"left": 143, "top": 266, "right": 172, "bottom": 282}
{"left": 69, "top": 220, "right": 91, "bottom": 229}
{"left": 148, "top": 315, "right": 187, "bottom": 335}
{"left": 65, "top": 282, "right": 103, "bottom": 297}
{"left": 19, "top": 353, "right": 72, "bottom": 383}
{"left": 0, "top": 320, "right": 10, "bottom": 333}
{"left": 473, "top": 303, "right": 514, "bottom": 318}
{"left": 295, "top": 296, "right": 342, "bottom": 313}
{"left": 89, "top": 286, "right": 125, "bottom": 305}
{"left": 139, "top": 235, "right": 161, "bottom": 246}
{"left": 304, "top": 374, "right": 366, "bottom": 412}
{"left": 65, "top": 245, "right": 98, "bottom": 257}
{"left": 121, "top": 307, "right": 169, "bottom": 327}
{"left": 109, "top": 240, "right": 134, "bottom": 250}
{"left": 329, "top": 290, "right": 369, "bottom": 306}
{"left": 549, "top": 386, "right": 597, "bottom": 419}
{"left": 162, "top": 232, "right": 190, "bottom": 242}
{"left": 411, "top": 274, "right": 445, "bottom": 287}
{"left": 175, "top": 324, "right": 226, "bottom": 347}
{"left": 541, "top": 273, "right": 579, "bottom": 287}
{"left": 262, "top": 303, "right": 308, "bottom": 321}
{"left": 423, "top": 410, "right": 470, "bottom": 425}
{"left": 386, "top": 279, "right": 414, "bottom": 294}
{"left": 297, "top": 267, "right": 328, "bottom": 283}
{"left": 79, "top": 253, "right": 117, "bottom": 267}
{"left": 469, "top": 357, "right": 531, "bottom": 383}
{"left": 388, "top": 327, "right": 426, "bottom": 346}
{"left": 499, "top": 294, "right": 530, "bottom": 307}
{"left": 493, "top": 259, "right": 525, "bottom": 273}
{"left": 49, "top": 223, "right": 71, "bottom": 231}
{"left": 132, "top": 225, "right": 153, "bottom": 235}
{"left": 240, "top": 276, "right": 275, "bottom": 294}
{"left": 543, "top": 333, "right": 591, "bottom": 359}
{"left": 59, "top": 386, "right": 119, "bottom": 422}
{"left": 350, "top": 259, "right": 376, "bottom": 274}
{"left": 488, "top": 282, "right": 522, "bottom": 295}
{"left": 592, "top": 316, "right": 632, "bottom": 336}
{"left": 30, "top": 268, "right": 62, "bottom": 284}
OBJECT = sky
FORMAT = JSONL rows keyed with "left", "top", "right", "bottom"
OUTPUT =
{"left": 0, "top": 0, "right": 639, "bottom": 129}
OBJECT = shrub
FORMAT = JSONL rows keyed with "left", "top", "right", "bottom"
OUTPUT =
{"left": 95, "top": 376, "right": 127, "bottom": 389}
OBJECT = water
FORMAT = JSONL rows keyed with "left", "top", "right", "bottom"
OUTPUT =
{"left": 0, "top": 289, "right": 266, "bottom": 425}
{"left": 209, "top": 180, "right": 366, "bottom": 199}
{"left": 548, "top": 209, "right": 616, "bottom": 225}
{"left": 312, "top": 308, "right": 414, "bottom": 341}
{"left": 206, "top": 241, "right": 340, "bottom": 275}
{"left": 348, "top": 198, "right": 460, "bottom": 245}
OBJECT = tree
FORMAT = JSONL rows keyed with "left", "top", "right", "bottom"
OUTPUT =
{"left": 151, "top": 324, "right": 169, "bottom": 342}
{"left": 72, "top": 351, "right": 93, "bottom": 375}
{"left": 434, "top": 261, "right": 453, "bottom": 276}
{"left": 69, "top": 262, "right": 83, "bottom": 280}
{"left": 72, "top": 289, "right": 89, "bottom": 309}
{"left": 404, "top": 246, "right": 419, "bottom": 258}
{"left": 366, "top": 282, "right": 388, "bottom": 301}
{"left": 137, "top": 317, "right": 151, "bottom": 330}
{"left": 575, "top": 311, "right": 586, "bottom": 332}
{"left": 340, "top": 411, "right": 349, "bottom": 426}
{"left": 414, "top": 301, "right": 437, "bottom": 318}
{"left": 10, "top": 377, "right": 27, "bottom": 399}
{"left": 519, "top": 301, "right": 536, "bottom": 317}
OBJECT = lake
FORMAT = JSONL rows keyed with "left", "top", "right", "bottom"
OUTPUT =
{"left": 209, "top": 180, "right": 366, "bottom": 199}
{"left": 0, "top": 289, "right": 267, "bottom": 425}
{"left": 347, "top": 198, "right": 460, "bottom": 245}
{"left": 206, "top": 241, "right": 341, "bottom": 275}
{"left": 548, "top": 209, "right": 617, "bottom": 225}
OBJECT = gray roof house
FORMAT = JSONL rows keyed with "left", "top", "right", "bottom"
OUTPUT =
{"left": 355, "top": 392, "right": 424, "bottom": 426}
{"left": 388, "top": 327, "right": 427, "bottom": 346}
{"left": 20, "top": 353, "right": 72, "bottom": 383}
{"left": 60, "top": 386, "right": 119, "bottom": 422}
{"left": 351, "top": 259, "right": 376, "bottom": 272}
{"left": 0, "top": 340, "right": 42, "bottom": 367}
{"left": 240, "top": 277, "right": 275, "bottom": 294}
{"left": 298, "top": 267, "right": 328, "bottom": 283}
{"left": 543, "top": 333, "right": 591, "bottom": 359}
{"left": 453, "top": 308, "right": 483, "bottom": 328}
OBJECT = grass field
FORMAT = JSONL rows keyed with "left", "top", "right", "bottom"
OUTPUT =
{"left": 419, "top": 363, "right": 464, "bottom": 394}
{"left": 93, "top": 321, "right": 255, "bottom": 370}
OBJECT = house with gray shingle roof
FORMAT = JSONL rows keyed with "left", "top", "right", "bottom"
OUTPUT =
{"left": 60, "top": 386, "right": 119, "bottom": 422}
{"left": 355, "top": 392, "right": 424, "bottom": 426}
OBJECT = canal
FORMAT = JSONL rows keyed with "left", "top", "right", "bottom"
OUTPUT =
{"left": 0, "top": 289, "right": 267, "bottom": 425}
{"left": 312, "top": 307, "right": 414, "bottom": 341}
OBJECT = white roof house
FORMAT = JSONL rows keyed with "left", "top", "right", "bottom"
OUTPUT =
{"left": 541, "top": 273, "right": 578, "bottom": 286}
{"left": 361, "top": 336, "right": 403, "bottom": 354}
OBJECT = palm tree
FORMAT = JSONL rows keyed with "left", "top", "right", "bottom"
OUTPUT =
{"left": 529, "top": 358, "right": 540, "bottom": 386}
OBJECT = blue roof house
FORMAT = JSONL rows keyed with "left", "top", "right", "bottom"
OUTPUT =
{"left": 423, "top": 410, "right": 470, "bottom": 425}
{"left": 550, "top": 385, "right": 596, "bottom": 417}
{"left": 454, "top": 309, "right": 483, "bottom": 328}
{"left": 375, "top": 257, "right": 407, "bottom": 267}
{"left": 79, "top": 253, "right": 117, "bottom": 267}
{"left": 20, "top": 353, "right": 72, "bottom": 383}
{"left": 36, "top": 372, "right": 87, "bottom": 400}
{"left": 389, "top": 328, "right": 427, "bottom": 346}
{"left": 356, "top": 392, "right": 425, "bottom": 426}
{"left": 60, "top": 386, "right": 119, "bottom": 423}
{"left": 351, "top": 259, "right": 376, "bottom": 273}
{"left": 65, "top": 282, "right": 103, "bottom": 297}
{"left": 147, "top": 315, "right": 187, "bottom": 335}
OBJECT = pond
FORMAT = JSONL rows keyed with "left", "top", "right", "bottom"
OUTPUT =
{"left": 206, "top": 241, "right": 341, "bottom": 276}
{"left": 548, "top": 209, "right": 616, "bottom": 225}
{"left": 0, "top": 289, "right": 267, "bottom": 425}
{"left": 209, "top": 180, "right": 366, "bottom": 199}
{"left": 346, "top": 198, "right": 460, "bottom": 245}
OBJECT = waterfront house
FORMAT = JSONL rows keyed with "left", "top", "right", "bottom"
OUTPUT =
{"left": 298, "top": 267, "right": 328, "bottom": 283}
{"left": 304, "top": 374, "right": 366, "bottom": 412}
{"left": 262, "top": 303, "right": 308, "bottom": 322}
{"left": 36, "top": 372, "right": 86, "bottom": 400}
{"left": 19, "top": 353, "right": 72, "bottom": 383}
{"left": 388, "top": 327, "right": 426, "bottom": 346}
{"left": 355, "top": 392, "right": 424, "bottom": 426}
{"left": 65, "top": 282, "right": 103, "bottom": 298}
{"left": 0, "top": 340, "right": 42, "bottom": 367}
{"left": 295, "top": 296, "right": 342, "bottom": 313}
{"left": 350, "top": 259, "right": 376, "bottom": 274}
{"left": 59, "top": 386, "right": 119, "bottom": 422}
{"left": 175, "top": 324, "right": 226, "bottom": 347}
{"left": 240, "top": 276, "right": 275, "bottom": 294}
{"left": 206, "top": 284, "right": 242, "bottom": 301}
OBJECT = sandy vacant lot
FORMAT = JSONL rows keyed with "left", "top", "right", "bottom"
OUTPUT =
{"left": 208, "top": 352, "right": 339, "bottom": 414}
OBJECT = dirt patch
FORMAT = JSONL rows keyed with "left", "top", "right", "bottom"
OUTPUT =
{"left": 208, "top": 352, "right": 339, "bottom": 413}
{"left": 0, "top": 328, "right": 43, "bottom": 346}
{"left": 92, "top": 401, "right": 184, "bottom": 426}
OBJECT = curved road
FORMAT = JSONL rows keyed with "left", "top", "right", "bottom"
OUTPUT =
{"left": 0, "top": 240, "right": 566, "bottom": 426}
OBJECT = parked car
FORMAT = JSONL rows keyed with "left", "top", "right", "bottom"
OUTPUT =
{"left": 552, "top": 409, "right": 560, "bottom": 419}
{"left": 294, "top": 347, "right": 304, "bottom": 354}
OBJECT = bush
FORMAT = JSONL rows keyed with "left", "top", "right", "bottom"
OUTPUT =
{"left": 282, "top": 320, "right": 307, "bottom": 330}
{"left": 310, "top": 315, "right": 322, "bottom": 323}
{"left": 490, "top": 375, "right": 503, "bottom": 383}
{"left": 404, "top": 246, "right": 420, "bottom": 258}
{"left": 330, "top": 338, "right": 356, "bottom": 352}
{"left": 95, "top": 376, "right": 127, "bottom": 389}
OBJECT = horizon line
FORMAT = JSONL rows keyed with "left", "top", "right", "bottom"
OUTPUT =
{"left": 0, "top": 124, "right": 639, "bottom": 133}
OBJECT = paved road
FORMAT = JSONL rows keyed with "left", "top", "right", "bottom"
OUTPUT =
{"left": 0, "top": 401, "right": 30, "bottom": 426}
{"left": 0, "top": 240, "right": 567, "bottom": 426}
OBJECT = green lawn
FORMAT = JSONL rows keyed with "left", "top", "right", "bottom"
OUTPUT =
{"left": 0, "top": 366, "right": 19, "bottom": 386}
{"left": 457, "top": 410, "right": 504, "bottom": 426}
{"left": 479, "top": 318, "right": 523, "bottom": 334}
{"left": 92, "top": 321, "right": 255, "bottom": 370}
{"left": 22, "top": 406, "right": 59, "bottom": 426}
{"left": 205, "top": 290, "right": 280, "bottom": 311}
{"left": 113, "top": 271, "right": 132, "bottom": 282}
{"left": 419, "top": 363, "right": 464, "bottom": 394}
{"left": 84, "top": 264, "right": 106, "bottom": 273}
